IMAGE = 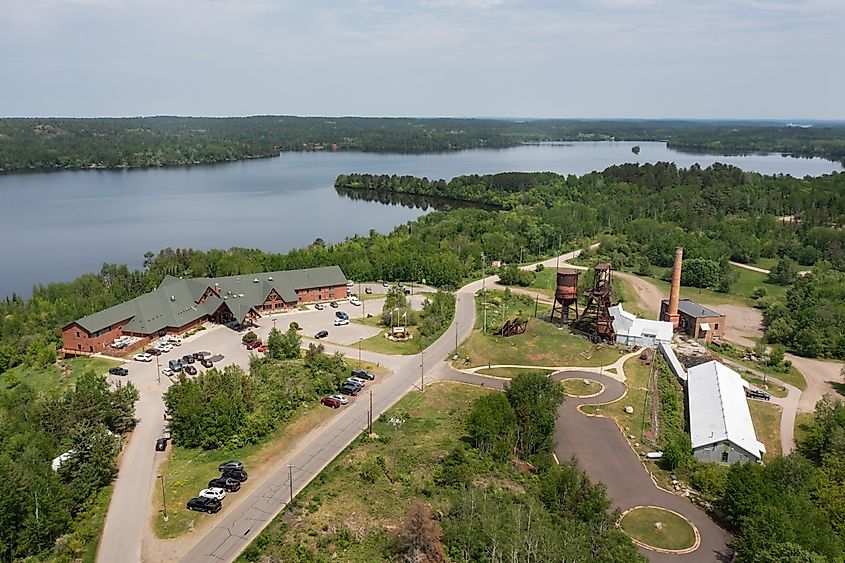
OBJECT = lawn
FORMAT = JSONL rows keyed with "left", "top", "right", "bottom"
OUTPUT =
{"left": 709, "top": 344, "right": 806, "bottom": 390}
{"left": 740, "top": 373, "right": 788, "bottom": 398}
{"left": 748, "top": 400, "right": 783, "bottom": 458}
{"left": 2, "top": 356, "right": 121, "bottom": 396}
{"left": 457, "top": 319, "right": 624, "bottom": 369}
{"left": 560, "top": 377, "right": 603, "bottom": 397}
{"left": 237, "top": 382, "right": 494, "bottom": 562}
{"left": 580, "top": 354, "right": 654, "bottom": 446}
{"left": 154, "top": 402, "right": 334, "bottom": 538}
{"left": 619, "top": 506, "right": 697, "bottom": 551}
{"left": 357, "top": 327, "right": 436, "bottom": 355}
{"left": 475, "top": 366, "right": 556, "bottom": 378}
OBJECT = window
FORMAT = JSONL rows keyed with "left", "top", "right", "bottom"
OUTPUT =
{"left": 77, "top": 344, "right": 82, "bottom": 350}
{"left": 721, "top": 451, "right": 729, "bottom": 463}
{"left": 88, "top": 346, "right": 94, "bottom": 352}
{"left": 715, "top": 323, "right": 719, "bottom": 330}
{"left": 329, "top": 293, "right": 334, "bottom": 299}
{"left": 76, "top": 331, "right": 80, "bottom": 337}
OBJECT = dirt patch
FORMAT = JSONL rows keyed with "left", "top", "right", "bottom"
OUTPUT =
{"left": 699, "top": 303, "right": 764, "bottom": 348}
{"left": 613, "top": 271, "right": 665, "bottom": 319}
{"left": 786, "top": 354, "right": 845, "bottom": 413}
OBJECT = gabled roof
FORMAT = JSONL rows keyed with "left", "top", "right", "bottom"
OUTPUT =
{"left": 662, "top": 299, "right": 722, "bottom": 319}
{"left": 67, "top": 266, "right": 346, "bottom": 335}
{"left": 609, "top": 303, "right": 673, "bottom": 342}
{"left": 687, "top": 361, "right": 765, "bottom": 460}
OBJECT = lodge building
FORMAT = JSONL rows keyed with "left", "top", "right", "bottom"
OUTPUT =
{"left": 62, "top": 266, "right": 347, "bottom": 356}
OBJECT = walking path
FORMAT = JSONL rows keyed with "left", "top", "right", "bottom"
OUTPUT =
{"left": 440, "top": 366, "right": 732, "bottom": 562}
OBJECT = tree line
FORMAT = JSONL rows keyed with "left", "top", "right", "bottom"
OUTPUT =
{"left": 2, "top": 117, "right": 844, "bottom": 172}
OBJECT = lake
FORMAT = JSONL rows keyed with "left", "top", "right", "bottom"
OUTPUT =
{"left": 0, "top": 141, "right": 841, "bottom": 297}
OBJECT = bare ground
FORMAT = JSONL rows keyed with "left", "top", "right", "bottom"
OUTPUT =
{"left": 786, "top": 354, "right": 845, "bottom": 413}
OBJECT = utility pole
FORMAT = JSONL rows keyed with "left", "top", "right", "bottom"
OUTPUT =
{"left": 286, "top": 464, "right": 294, "bottom": 510}
{"left": 158, "top": 475, "right": 168, "bottom": 521}
{"left": 358, "top": 338, "right": 362, "bottom": 366}
{"left": 481, "top": 253, "right": 486, "bottom": 293}
{"left": 156, "top": 355, "right": 161, "bottom": 384}
{"left": 534, "top": 293, "right": 539, "bottom": 318}
{"left": 389, "top": 417, "right": 405, "bottom": 481}
{"left": 369, "top": 390, "right": 373, "bottom": 434}
{"left": 420, "top": 349, "right": 425, "bottom": 390}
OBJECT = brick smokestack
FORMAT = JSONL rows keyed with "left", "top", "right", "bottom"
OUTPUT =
{"left": 666, "top": 246, "right": 683, "bottom": 328}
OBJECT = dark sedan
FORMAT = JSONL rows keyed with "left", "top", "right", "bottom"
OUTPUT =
{"left": 186, "top": 496, "right": 222, "bottom": 513}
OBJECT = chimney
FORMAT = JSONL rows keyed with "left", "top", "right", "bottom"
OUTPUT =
{"left": 666, "top": 246, "right": 683, "bottom": 328}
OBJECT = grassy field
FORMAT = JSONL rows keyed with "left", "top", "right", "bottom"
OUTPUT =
{"left": 748, "top": 400, "right": 783, "bottom": 458}
{"left": 475, "top": 366, "right": 556, "bottom": 378}
{"left": 458, "top": 319, "right": 624, "bottom": 369}
{"left": 710, "top": 346, "right": 806, "bottom": 390}
{"left": 613, "top": 275, "right": 657, "bottom": 319}
{"left": 237, "top": 382, "right": 494, "bottom": 562}
{"left": 2, "top": 356, "right": 121, "bottom": 395}
{"left": 580, "top": 355, "right": 653, "bottom": 447}
{"left": 619, "top": 506, "right": 697, "bottom": 551}
{"left": 560, "top": 377, "right": 603, "bottom": 397}
{"left": 643, "top": 264, "right": 785, "bottom": 306}
{"left": 794, "top": 412, "right": 815, "bottom": 445}
{"left": 357, "top": 327, "right": 431, "bottom": 355}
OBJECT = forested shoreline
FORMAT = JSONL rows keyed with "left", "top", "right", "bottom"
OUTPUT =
{"left": 1, "top": 116, "right": 844, "bottom": 172}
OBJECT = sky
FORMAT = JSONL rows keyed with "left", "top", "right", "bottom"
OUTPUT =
{"left": 1, "top": 0, "right": 843, "bottom": 120}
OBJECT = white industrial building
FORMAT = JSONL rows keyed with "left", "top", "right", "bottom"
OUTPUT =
{"left": 608, "top": 303, "right": 673, "bottom": 348}
{"left": 687, "top": 361, "right": 765, "bottom": 464}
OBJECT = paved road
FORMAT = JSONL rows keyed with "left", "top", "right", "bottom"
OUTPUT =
{"left": 444, "top": 369, "right": 733, "bottom": 562}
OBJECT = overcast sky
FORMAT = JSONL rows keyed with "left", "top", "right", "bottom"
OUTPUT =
{"left": 2, "top": 0, "right": 843, "bottom": 119}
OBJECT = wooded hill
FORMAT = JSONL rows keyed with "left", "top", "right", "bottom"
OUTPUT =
{"left": 1, "top": 117, "right": 844, "bottom": 171}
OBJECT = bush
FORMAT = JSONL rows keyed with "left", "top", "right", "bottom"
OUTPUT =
{"left": 242, "top": 331, "right": 258, "bottom": 344}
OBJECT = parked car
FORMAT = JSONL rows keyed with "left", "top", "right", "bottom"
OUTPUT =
{"left": 186, "top": 496, "right": 222, "bottom": 514}
{"left": 192, "top": 351, "right": 210, "bottom": 360}
{"left": 330, "top": 301, "right": 339, "bottom": 308}
{"left": 184, "top": 365, "right": 198, "bottom": 375}
{"left": 201, "top": 359, "right": 214, "bottom": 368}
{"left": 162, "top": 425, "right": 171, "bottom": 439}
{"left": 397, "top": 281, "right": 404, "bottom": 288}
{"left": 746, "top": 389, "right": 771, "bottom": 401}
{"left": 315, "top": 330, "right": 329, "bottom": 339}
{"left": 162, "top": 368, "right": 174, "bottom": 377}
{"left": 246, "top": 340, "right": 262, "bottom": 350}
{"left": 218, "top": 461, "right": 244, "bottom": 472}
{"left": 155, "top": 438, "right": 167, "bottom": 452}
{"left": 349, "top": 297, "right": 361, "bottom": 306}
{"left": 208, "top": 477, "right": 241, "bottom": 492}
{"left": 133, "top": 353, "right": 152, "bottom": 362}
{"left": 382, "top": 281, "right": 389, "bottom": 287}
{"left": 365, "top": 287, "right": 373, "bottom": 294}
{"left": 182, "top": 354, "right": 195, "bottom": 364}
{"left": 199, "top": 487, "right": 227, "bottom": 501}
{"left": 221, "top": 469, "right": 248, "bottom": 482}
{"left": 257, "top": 346, "right": 268, "bottom": 352}
{"left": 334, "top": 318, "right": 349, "bottom": 326}
{"left": 335, "top": 311, "right": 349, "bottom": 320}
{"left": 338, "top": 384, "right": 360, "bottom": 396}
{"left": 171, "top": 363, "right": 183, "bottom": 372}
{"left": 329, "top": 394, "right": 349, "bottom": 405}
{"left": 108, "top": 367, "right": 129, "bottom": 376}
{"left": 146, "top": 348, "right": 162, "bottom": 356}
{"left": 321, "top": 396, "right": 342, "bottom": 408}
{"left": 314, "top": 303, "right": 325, "bottom": 310}
{"left": 351, "top": 369, "right": 375, "bottom": 381}
{"left": 343, "top": 378, "right": 364, "bottom": 388}
{"left": 156, "top": 344, "right": 172, "bottom": 353}
{"left": 403, "top": 288, "right": 411, "bottom": 294}
{"left": 346, "top": 376, "right": 367, "bottom": 387}
{"left": 168, "top": 359, "right": 181, "bottom": 369}
{"left": 164, "top": 336, "right": 181, "bottom": 346}
{"left": 347, "top": 280, "right": 355, "bottom": 287}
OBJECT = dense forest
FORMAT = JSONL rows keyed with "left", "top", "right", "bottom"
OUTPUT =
{"left": 1, "top": 116, "right": 844, "bottom": 172}
{"left": 0, "top": 368, "right": 139, "bottom": 560}
{"left": 337, "top": 165, "right": 845, "bottom": 358}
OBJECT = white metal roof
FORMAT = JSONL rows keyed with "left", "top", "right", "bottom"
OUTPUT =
{"left": 687, "top": 361, "right": 765, "bottom": 460}
{"left": 609, "top": 303, "right": 673, "bottom": 342}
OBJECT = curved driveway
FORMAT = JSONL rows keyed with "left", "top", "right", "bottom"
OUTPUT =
{"left": 444, "top": 369, "right": 733, "bottom": 562}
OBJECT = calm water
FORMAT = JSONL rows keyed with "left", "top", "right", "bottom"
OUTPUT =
{"left": 1, "top": 141, "right": 841, "bottom": 297}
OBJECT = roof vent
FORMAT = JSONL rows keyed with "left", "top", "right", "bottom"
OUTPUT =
{"left": 223, "top": 296, "right": 228, "bottom": 300}
{"left": 239, "top": 293, "right": 245, "bottom": 298}
{"left": 253, "top": 278, "right": 259, "bottom": 283}
{"left": 170, "top": 296, "right": 176, "bottom": 301}
{"left": 268, "top": 277, "right": 273, "bottom": 281}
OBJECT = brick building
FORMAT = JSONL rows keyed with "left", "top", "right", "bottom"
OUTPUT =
{"left": 660, "top": 298, "right": 725, "bottom": 343}
{"left": 62, "top": 266, "right": 347, "bottom": 356}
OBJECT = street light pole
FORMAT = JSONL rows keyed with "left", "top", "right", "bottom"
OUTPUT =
{"left": 156, "top": 355, "right": 161, "bottom": 385}
{"left": 286, "top": 464, "right": 294, "bottom": 510}
{"left": 358, "top": 338, "right": 362, "bottom": 365}
{"left": 158, "top": 474, "right": 168, "bottom": 521}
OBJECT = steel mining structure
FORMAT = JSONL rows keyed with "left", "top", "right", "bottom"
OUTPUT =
{"left": 572, "top": 262, "right": 616, "bottom": 342}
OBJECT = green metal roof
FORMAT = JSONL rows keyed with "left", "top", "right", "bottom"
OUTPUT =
{"left": 68, "top": 266, "right": 346, "bottom": 335}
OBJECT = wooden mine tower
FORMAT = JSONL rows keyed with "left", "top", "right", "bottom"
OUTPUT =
{"left": 572, "top": 263, "right": 616, "bottom": 342}
{"left": 551, "top": 268, "right": 581, "bottom": 326}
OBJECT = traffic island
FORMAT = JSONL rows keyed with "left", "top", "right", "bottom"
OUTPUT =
{"left": 559, "top": 377, "right": 604, "bottom": 398}
{"left": 618, "top": 505, "right": 700, "bottom": 554}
